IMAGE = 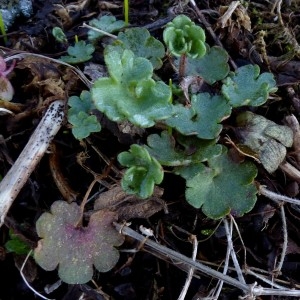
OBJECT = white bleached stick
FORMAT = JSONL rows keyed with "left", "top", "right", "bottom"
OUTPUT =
{"left": 0, "top": 100, "right": 65, "bottom": 227}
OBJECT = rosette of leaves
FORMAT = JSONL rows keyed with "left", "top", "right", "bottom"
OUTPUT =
{"left": 68, "top": 90, "right": 101, "bottom": 140}
{"left": 91, "top": 49, "right": 172, "bottom": 128}
{"left": 177, "top": 147, "right": 258, "bottom": 219}
{"left": 236, "top": 111, "right": 293, "bottom": 173}
{"left": 108, "top": 27, "right": 165, "bottom": 69}
{"left": 164, "top": 93, "right": 231, "bottom": 139}
{"left": 118, "top": 145, "right": 164, "bottom": 199}
{"left": 163, "top": 14, "right": 206, "bottom": 59}
{"left": 34, "top": 201, "right": 124, "bottom": 284}
{"left": 60, "top": 41, "right": 95, "bottom": 64}
{"left": 221, "top": 64, "right": 277, "bottom": 107}
{"left": 88, "top": 15, "right": 126, "bottom": 43}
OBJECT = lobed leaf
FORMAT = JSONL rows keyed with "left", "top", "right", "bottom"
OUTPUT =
{"left": 68, "top": 90, "right": 101, "bottom": 139}
{"left": 222, "top": 64, "right": 277, "bottom": 107}
{"left": 109, "top": 27, "right": 166, "bottom": 69}
{"left": 60, "top": 41, "right": 95, "bottom": 64}
{"left": 165, "top": 93, "right": 231, "bottom": 139}
{"left": 177, "top": 147, "right": 258, "bottom": 219}
{"left": 184, "top": 46, "right": 230, "bottom": 84}
{"left": 88, "top": 15, "right": 126, "bottom": 43}
{"left": 145, "top": 131, "right": 222, "bottom": 166}
{"left": 34, "top": 201, "right": 124, "bottom": 284}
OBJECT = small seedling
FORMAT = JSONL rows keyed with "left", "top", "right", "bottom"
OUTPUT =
{"left": 88, "top": 15, "right": 126, "bottom": 43}
{"left": 60, "top": 40, "right": 95, "bottom": 64}
{"left": 118, "top": 145, "right": 164, "bottom": 198}
{"left": 68, "top": 90, "right": 101, "bottom": 140}
{"left": 52, "top": 27, "right": 67, "bottom": 43}
{"left": 163, "top": 15, "right": 206, "bottom": 78}
{"left": 5, "top": 229, "right": 31, "bottom": 255}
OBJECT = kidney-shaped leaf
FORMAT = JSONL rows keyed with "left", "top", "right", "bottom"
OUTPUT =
{"left": 88, "top": 15, "right": 126, "bottom": 43}
{"left": 145, "top": 131, "right": 222, "bottom": 166}
{"left": 165, "top": 93, "right": 231, "bottom": 139}
{"left": 222, "top": 64, "right": 277, "bottom": 107}
{"left": 116, "top": 27, "right": 165, "bottom": 69}
{"left": 184, "top": 46, "right": 230, "bottom": 84}
{"left": 178, "top": 147, "right": 258, "bottom": 219}
{"left": 34, "top": 201, "right": 124, "bottom": 284}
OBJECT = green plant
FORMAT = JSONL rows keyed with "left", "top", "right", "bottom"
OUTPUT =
{"left": 92, "top": 49, "right": 172, "bottom": 127}
{"left": 118, "top": 145, "right": 164, "bottom": 198}
{"left": 52, "top": 27, "right": 67, "bottom": 43}
{"left": 36, "top": 15, "right": 282, "bottom": 284}
{"left": 107, "top": 27, "right": 166, "bottom": 69}
{"left": 84, "top": 24, "right": 277, "bottom": 214}
{"left": 67, "top": 90, "right": 101, "bottom": 140}
{"left": 163, "top": 14, "right": 206, "bottom": 78}
{"left": 5, "top": 229, "right": 31, "bottom": 255}
{"left": 177, "top": 147, "right": 258, "bottom": 219}
{"left": 87, "top": 15, "right": 126, "bottom": 43}
{"left": 163, "top": 15, "right": 206, "bottom": 59}
{"left": 60, "top": 40, "right": 95, "bottom": 64}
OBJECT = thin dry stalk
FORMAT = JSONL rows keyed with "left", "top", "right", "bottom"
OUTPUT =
{"left": 0, "top": 100, "right": 64, "bottom": 227}
{"left": 223, "top": 218, "right": 246, "bottom": 285}
{"left": 114, "top": 223, "right": 300, "bottom": 297}
{"left": 178, "top": 235, "right": 198, "bottom": 300}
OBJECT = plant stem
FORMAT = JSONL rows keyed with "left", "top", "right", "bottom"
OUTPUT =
{"left": 124, "top": 0, "right": 129, "bottom": 25}
{"left": 178, "top": 53, "right": 187, "bottom": 80}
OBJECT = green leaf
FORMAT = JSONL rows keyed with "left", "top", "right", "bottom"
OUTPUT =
{"left": 69, "top": 112, "right": 101, "bottom": 140}
{"left": 165, "top": 93, "right": 231, "bottom": 139}
{"left": 92, "top": 49, "right": 172, "bottom": 128}
{"left": 184, "top": 46, "right": 230, "bottom": 84}
{"left": 118, "top": 145, "right": 164, "bottom": 198}
{"left": 145, "top": 131, "right": 222, "bottom": 166}
{"left": 178, "top": 147, "right": 258, "bottom": 219}
{"left": 111, "top": 27, "right": 165, "bottom": 69}
{"left": 5, "top": 230, "right": 31, "bottom": 255}
{"left": 236, "top": 111, "right": 294, "bottom": 173}
{"left": 222, "top": 64, "right": 277, "bottom": 107}
{"left": 34, "top": 201, "right": 124, "bottom": 284}
{"left": 60, "top": 41, "right": 95, "bottom": 64}
{"left": 52, "top": 27, "right": 67, "bottom": 43}
{"left": 163, "top": 15, "right": 206, "bottom": 58}
{"left": 88, "top": 15, "right": 126, "bottom": 43}
{"left": 68, "top": 91, "right": 101, "bottom": 139}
